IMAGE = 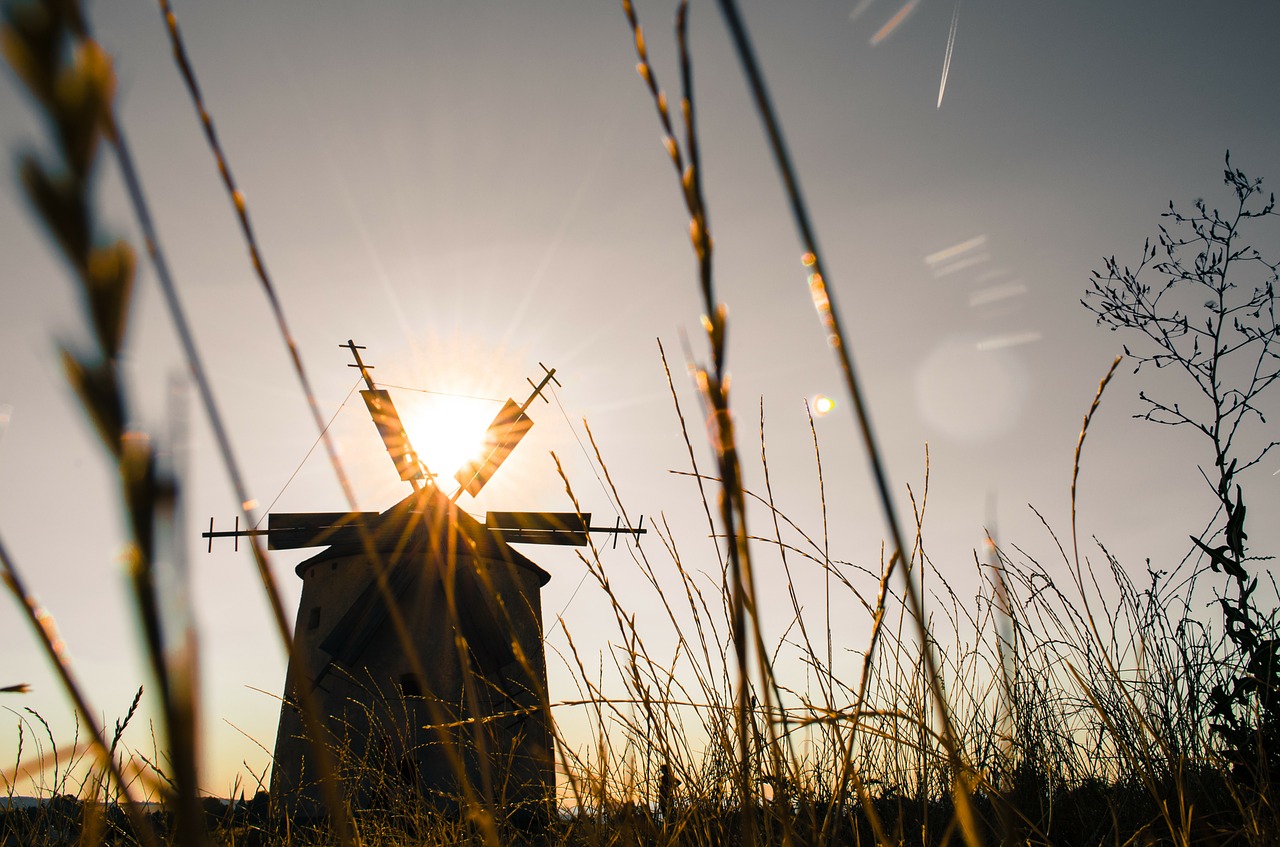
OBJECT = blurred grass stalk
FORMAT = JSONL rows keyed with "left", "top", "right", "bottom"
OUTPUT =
{"left": 622, "top": 0, "right": 982, "bottom": 842}
{"left": 0, "top": 0, "right": 203, "bottom": 843}
{"left": 155, "top": 0, "right": 521, "bottom": 838}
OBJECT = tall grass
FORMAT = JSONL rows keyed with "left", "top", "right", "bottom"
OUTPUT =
{"left": 536, "top": 351, "right": 1265, "bottom": 845}
{"left": 3, "top": 0, "right": 1276, "bottom": 845}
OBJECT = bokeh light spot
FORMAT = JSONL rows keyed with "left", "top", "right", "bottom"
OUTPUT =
{"left": 811, "top": 394, "right": 836, "bottom": 417}
{"left": 914, "top": 334, "right": 1029, "bottom": 443}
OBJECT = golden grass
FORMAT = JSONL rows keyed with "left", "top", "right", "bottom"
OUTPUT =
{"left": 2, "top": 1, "right": 1277, "bottom": 845}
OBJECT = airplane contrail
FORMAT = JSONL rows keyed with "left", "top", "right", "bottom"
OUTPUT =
{"left": 937, "top": 0, "right": 961, "bottom": 108}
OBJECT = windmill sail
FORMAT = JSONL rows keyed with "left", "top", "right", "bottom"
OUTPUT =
{"left": 454, "top": 398, "right": 533, "bottom": 497}
{"left": 485, "top": 511, "right": 589, "bottom": 545}
{"left": 361, "top": 389, "right": 424, "bottom": 482}
{"left": 267, "top": 511, "right": 380, "bottom": 550}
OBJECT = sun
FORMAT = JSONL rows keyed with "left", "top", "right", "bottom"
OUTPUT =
{"left": 395, "top": 391, "right": 504, "bottom": 485}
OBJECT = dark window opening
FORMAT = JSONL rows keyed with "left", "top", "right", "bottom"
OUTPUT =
{"left": 399, "top": 674, "right": 423, "bottom": 698}
{"left": 307, "top": 607, "right": 321, "bottom": 630}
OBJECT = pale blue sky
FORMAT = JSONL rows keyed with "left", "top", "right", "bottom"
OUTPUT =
{"left": 2, "top": 1, "right": 1278, "bottom": 795}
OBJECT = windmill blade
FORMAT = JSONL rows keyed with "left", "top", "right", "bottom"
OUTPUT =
{"left": 486, "top": 511, "right": 589, "bottom": 545}
{"left": 266, "top": 511, "right": 380, "bottom": 550}
{"left": 361, "top": 389, "right": 425, "bottom": 482}
{"left": 453, "top": 399, "right": 533, "bottom": 498}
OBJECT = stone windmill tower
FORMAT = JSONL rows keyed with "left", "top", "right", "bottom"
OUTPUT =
{"left": 205, "top": 341, "right": 642, "bottom": 820}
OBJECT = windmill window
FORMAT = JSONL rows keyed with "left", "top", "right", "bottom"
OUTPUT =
{"left": 307, "top": 607, "right": 321, "bottom": 630}
{"left": 399, "top": 674, "right": 422, "bottom": 698}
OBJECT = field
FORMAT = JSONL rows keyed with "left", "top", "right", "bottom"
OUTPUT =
{"left": 3, "top": 1, "right": 1279, "bottom": 845}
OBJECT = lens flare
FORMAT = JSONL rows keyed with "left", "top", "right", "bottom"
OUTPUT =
{"left": 870, "top": 0, "right": 919, "bottom": 46}
{"left": 811, "top": 394, "right": 837, "bottom": 417}
{"left": 924, "top": 235, "right": 988, "bottom": 278}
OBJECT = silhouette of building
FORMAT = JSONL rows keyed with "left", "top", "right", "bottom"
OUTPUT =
{"left": 269, "top": 485, "right": 553, "bottom": 820}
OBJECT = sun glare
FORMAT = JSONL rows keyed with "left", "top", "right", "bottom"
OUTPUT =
{"left": 395, "top": 392, "right": 502, "bottom": 483}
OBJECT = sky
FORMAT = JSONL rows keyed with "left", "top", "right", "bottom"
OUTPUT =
{"left": 2, "top": 0, "right": 1279, "bottom": 798}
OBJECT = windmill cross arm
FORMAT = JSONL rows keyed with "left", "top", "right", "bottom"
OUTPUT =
{"left": 341, "top": 339, "right": 377, "bottom": 391}
{"left": 201, "top": 511, "right": 382, "bottom": 552}
{"left": 519, "top": 363, "right": 561, "bottom": 412}
{"left": 483, "top": 512, "right": 646, "bottom": 547}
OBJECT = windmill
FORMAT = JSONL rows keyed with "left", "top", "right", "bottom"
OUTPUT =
{"left": 204, "top": 341, "right": 643, "bottom": 820}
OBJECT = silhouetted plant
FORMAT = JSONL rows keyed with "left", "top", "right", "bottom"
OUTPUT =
{"left": 1, "top": 2, "right": 202, "bottom": 844}
{"left": 1084, "top": 153, "right": 1280, "bottom": 798}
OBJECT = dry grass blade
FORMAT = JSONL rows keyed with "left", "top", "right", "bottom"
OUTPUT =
{"left": 1062, "top": 356, "right": 1129, "bottom": 735}
{"left": 708, "top": 1, "right": 980, "bottom": 843}
{"left": 1071, "top": 355, "right": 1122, "bottom": 575}
{"left": 2, "top": 3, "right": 206, "bottom": 842}
{"left": 133, "top": 3, "right": 481, "bottom": 838}
{"left": 155, "top": 0, "right": 366, "bottom": 527}
{"left": 660, "top": 339, "right": 725, "bottom": 573}
{"left": 0, "top": 539, "right": 159, "bottom": 847}
{"left": 621, "top": 3, "right": 764, "bottom": 840}
{"left": 1, "top": 741, "right": 87, "bottom": 796}
{"left": 157, "top": 4, "right": 501, "bottom": 818}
